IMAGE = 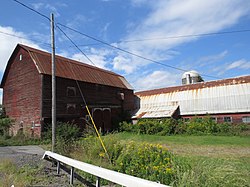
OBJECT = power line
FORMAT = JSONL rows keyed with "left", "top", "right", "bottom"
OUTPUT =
{"left": 12, "top": 0, "right": 96, "bottom": 66}
{"left": 117, "top": 29, "right": 250, "bottom": 43}
{"left": 56, "top": 25, "right": 96, "bottom": 66}
{"left": 0, "top": 30, "right": 51, "bottom": 48}
{"left": 13, "top": 0, "right": 50, "bottom": 21}
{"left": 57, "top": 23, "right": 222, "bottom": 79}
{"left": 69, "top": 28, "right": 250, "bottom": 48}
{"left": 12, "top": 0, "right": 225, "bottom": 79}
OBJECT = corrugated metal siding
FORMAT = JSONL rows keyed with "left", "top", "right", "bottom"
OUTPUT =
{"left": 133, "top": 105, "right": 178, "bottom": 118}
{"left": 136, "top": 76, "right": 250, "bottom": 96}
{"left": 19, "top": 44, "right": 132, "bottom": 90}
{"left": 135, "top": 82, "right": 250, "bottom": 116}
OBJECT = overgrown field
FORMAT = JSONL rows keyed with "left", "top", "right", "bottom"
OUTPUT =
{"left": 65, "top": 133, "right": 250, "bottom": 187}
{"left": 1, "top": 118, "right": 250, "bottom": 186}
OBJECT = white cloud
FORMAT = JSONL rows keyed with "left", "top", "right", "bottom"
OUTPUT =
{"left": 226, "top": 59, "right": 250, "bottom": 71}
{"left": 216, "top": 59, "right": 250, "bottom": 75}
{"left": 32, "top": 3, "right": 43, "bottom": 10}
{"left": 66, "top": 14, "right": 91, "bottom": 29}
{"left": 133, "top": 70, "right": 180, "bottom": 91}
{"left": 32, "top": 3, "right": 61, "bottom": 17}
{"left": 113, "top": 54, "right": 134, "bottom": 73}
{"left": 0, "top": 26, "right": 40, "bottom": 73}
{"left": 71, "top": 47, "right": 112, "bottom": 70}
{"left": 130, "top": 0, "right": 149, "bottom": 7}
{"left": 198, "top": 51, "right": 228, "bottom": 66}
{"left": 112, "top": 0, "right": 250, "bottom": 76}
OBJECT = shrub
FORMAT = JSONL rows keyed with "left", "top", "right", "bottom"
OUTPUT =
{"left": 158, "top": 118, "right": 178, "bottom": 135}
{"left": 119, "top": 121, "right": 136, "bottom": 132}
{"left": 119, "top": 117, "right": 249, "bottom": 136}
{"left": 77, "top": 135, "right": 176, "bottom": 185}
{"left": 115, "top": 141, "right": 174, "bottom": 184}
{"left": 0, "top": 118, "right": 13, "bottom": 137}
{"left": 42, "top": 122, "right": 82, "bottom": 154}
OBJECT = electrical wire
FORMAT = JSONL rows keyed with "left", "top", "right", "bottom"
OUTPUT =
{"left": 58, "top": 23, "right": 222, "bottom": 79}
{"left": 114, "top": 29, "right": 250, "bottom": 43}
{"left": 72, "top": 28, "right": 250, "bottom": 47}
{"left": 13, "top": 0, "right": 238, "bottom": 79}
{"left": 0, "top": 30, "right": 51, "bottom": 48}
{"left": 13, "top": 0, "right": 50, "bottom": 21}
{"left": 66, "top": 60, "right": 111, "bottom": 163}
{"left": 56, "top": 25, "right": 96, "bottom": 66}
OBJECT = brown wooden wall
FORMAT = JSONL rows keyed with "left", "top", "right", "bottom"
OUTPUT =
{"left": 42, "top": 75, "right": 134, "bottom": 131}
{"left": 2, "top": 48, "right": 42, "bottom": 136}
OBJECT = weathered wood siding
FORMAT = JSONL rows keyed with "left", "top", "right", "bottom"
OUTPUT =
{"left": 2, "top": 48, "right": 42, "bottom": 136}
{"left": 42, "top": 75, "right": 134, "bottom": 131}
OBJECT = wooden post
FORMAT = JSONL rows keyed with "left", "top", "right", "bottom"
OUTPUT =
{"left": 50, "top": 13, "right": 56, "bottom": 153}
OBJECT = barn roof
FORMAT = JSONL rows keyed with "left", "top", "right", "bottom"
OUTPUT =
{"left": 1, "top": 44, "right": 133, "bottom": 89}
{"left": 136, "top": 75, "right": 250, "bottom": 96}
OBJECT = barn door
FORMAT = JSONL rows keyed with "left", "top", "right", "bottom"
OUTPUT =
{"left": 103, "top": 108, "right": 111, "bottom": 131}
{"left": 93, "top": 108, "right": 103, "bottom": 131}
{"left": 93, "top": 108, "right": 111, "bottom": 132}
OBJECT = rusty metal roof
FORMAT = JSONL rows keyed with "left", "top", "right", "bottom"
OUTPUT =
{"left": 136, "top": 75, "right": 250, "bottom": 96}
{"left": 19, "top": 44, "right": 133, "bottom": 90}
{"left": 133, "top": 105, "right": 179, "bottom": 119}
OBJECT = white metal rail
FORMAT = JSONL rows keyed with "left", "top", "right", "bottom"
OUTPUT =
{"left": 43, "top": 151, "right": 169, "bottom": 187}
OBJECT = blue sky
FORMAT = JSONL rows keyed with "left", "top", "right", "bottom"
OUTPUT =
{"left": 0, "top": 0, "right": 250, "bottom": 100}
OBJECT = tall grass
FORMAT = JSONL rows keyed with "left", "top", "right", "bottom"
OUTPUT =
{"left": 0, "top": 159, "right": 45, "bottom": 187}
{"left": 172, "top": 156, "right": 250, "bottom": 187}
{"left": 67, "top": 133, "right": 250, "bottom": 186}
{"left": 113, "top": 132, "right": 250, "bottom": 146}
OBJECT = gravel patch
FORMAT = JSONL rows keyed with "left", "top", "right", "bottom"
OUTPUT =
{"left": 0, "top": 146, "right": 84, "bottom": 186}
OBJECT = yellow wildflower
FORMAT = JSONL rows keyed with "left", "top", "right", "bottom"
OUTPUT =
{"left": 99, "top": 152, "right": 105, "bottom": 158}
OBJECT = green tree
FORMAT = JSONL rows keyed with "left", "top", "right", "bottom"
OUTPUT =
{"left": 0, "top": 105, "right": 13, "bottom": 137}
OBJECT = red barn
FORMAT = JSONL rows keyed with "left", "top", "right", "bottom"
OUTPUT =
{"left": 0, "top": 44, "right": 134, "bottom": 137}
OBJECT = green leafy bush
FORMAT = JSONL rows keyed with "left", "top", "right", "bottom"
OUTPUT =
{"left": 0, "top": 118, "right": 13, "bottom": 137}
{"left": 119, "top": 117, "right": 249, "bottom": 136}
{"left": 42, "top": 122, "right": 82, "bottom": 154}
{"left": 185, "top": 117, "right": 218, "bottom": 135}
{"left": 77, "top": 135, "right": 176, "bottom": 185}
{"left": 115, "top": 141, "right": 174, "bottom": 184}
{"left": 119, "top": 121, "right": 136, "bottom": 132}
{"left": 0, "top": 105, "right": 13, "bottom": 138}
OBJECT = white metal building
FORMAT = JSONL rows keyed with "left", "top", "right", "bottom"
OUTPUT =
{"left": 133, "top": 75, "right": 250, "bottom": 123}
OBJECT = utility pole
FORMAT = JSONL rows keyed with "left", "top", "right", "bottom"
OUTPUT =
{"left": 51, "top": 13, "right": 56, "bottom": 152}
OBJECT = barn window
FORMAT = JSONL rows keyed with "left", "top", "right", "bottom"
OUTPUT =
{"left": 67, "top": 104, "right": 76, "bottom": 114}
{"left": 67, "top": 87, "right": 76, "bottom": 97}
{"left": 19, "top": 54, "right": 23, "bottom": 61}
{"left": 242, "top": 116, "right": 250, "bottom": 123}
{"left": 223, "top": 116, "right": 232, "bottom": 123}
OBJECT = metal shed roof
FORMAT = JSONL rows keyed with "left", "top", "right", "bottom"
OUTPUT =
{"left": 1, "top": 44, "right": 133, "bottom": 90}
{"left": 136, "top": 76, "right": 250, "bottom": 96}
{"left": 133, "top": 105, "right": 179, "bottom": 119}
